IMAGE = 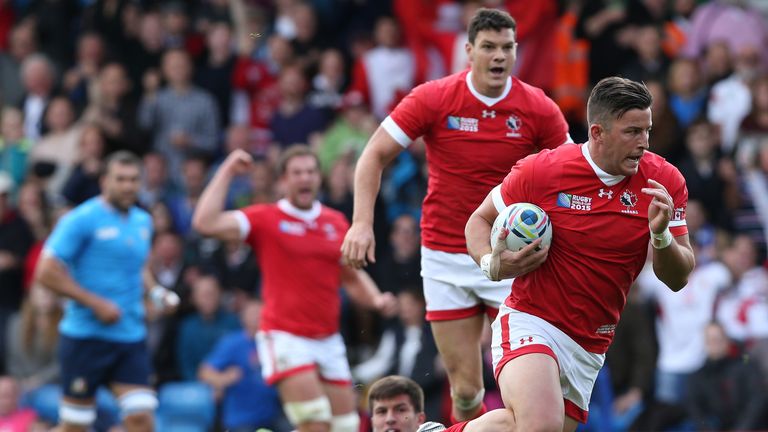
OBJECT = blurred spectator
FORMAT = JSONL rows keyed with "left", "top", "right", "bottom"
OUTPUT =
{"left": 123, "top": 11, "right": 164, "bottom": 95}
{"left": 18, "top": 54, "right": 56, "bottom": 142}
{"left": 82, "top": 62, "right": 145, "bottom": 155}
{"left": 676, "top": 120, "right": 736, "bottom": 231}
{"left": 702, "top": 40, "right": 733, "bottom": 88}
{"left": 195, "top": 0, "right": 231, "bottom": 34}
{"left": 685, "top": 199, "right": 722, "bottom": 267}
{"left": 149, "top": 231, "right": 186, "bottom": 292}
{"left": 26, "top": 0, "right": 80, "bottom": 69}
{"left": 321, "top": 156, "right": 354, "bottom": 221}
{"left": 686, "top": 321, "right": 767, "bottom": 431}
{"left": 176, "top": 274, "right": 240, "bottom": 381}
{"left": 219, "top": 124, "right": 256, "bottom": 208}
{"left": 348, "top": 16, "right": 415, "bottom": 120}
{"left": 0, "top": 171, "right": 35, "bottom": 324}
{"left": 308, "top": 48, "right": 348, "bottom": 110}
{"left": 166, "top": 154, "right": 209, "bottom": 237}
{"left": 634, "top": 247, "right": 731, "bottom": 431}
{"left": 269, "top": 63, "right": 330, "bottom": 148}
{"left": 620, "top": 25, "right": 669, "bottom": 83}
{"left": 0, "top": 107, "right": 32, "bottom": 190}
{"left": 161, "top": 1, "right": 204, "bottom": 57}
{"left": 0, "top": 375, "right": 37, "bottom": 431}
{"left": 4, "top": 284, "right": 61, "bottom": 393}
{"left": 150, "top": 201, "right": 176, "bottom": 235}
{"left": 28, "top": 96, "right": 82, "bottom": 198}
{"left": 708, "top": 44, "right": 761, "bottom": 153}
{"left": 288, "top": 2, "right": 330, "bottom": 67}
{"left": 575, "top": 0, "right": 634, "bottom": 85}
{"left": 733, "top": 139, "right": 768, "bottom": 256}
{"left": 353, "top": 288, "right": 442, "bottom": 420}
{"left": 62, "top": 32, "right": 105, "bottom": 111}
{"left": 716, "top": 234, "right": 768, "bottom": 344}
{"left": 604, "top": 284, "right": 656, "bottom": 429}
{"left": 61, "top": 125, "right": 104, "bottom": 206}
{"left": 316, "top": 93, "right": 377, "bottom": 176}
{"left": 739, "top": 74, "right": 768, "bottom": 137}
{"left": 138, "top": 152, "right": 177, "bottom": 210}
{"left": 198, "top": 299, "right": 282, "bottom": 431}
{"left": 375, "top": 213, "right": 421, "bottom": 295}
{"left": 0, "top": 23, "right": 37, "bottom": 107}
{"left": 667, "top": 58, "right": 708, "bottom": 130}
{"left": 683, "top": 0, "right": 768, "bottom": 70}
{"left": 645, "top": 80, "right": 684, "bottom": 164}
{"left": 16, "top": 182, "right": 52, "bottom": 291}
{"left": 195, "top": 21, "right": 237, "bottom": 127}
{"left": 138, "top": 48, "right": 220, "bottom": 184}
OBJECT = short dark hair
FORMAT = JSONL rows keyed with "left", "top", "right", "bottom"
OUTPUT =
{"left": 587, "top": 77, "right": 653, "bottom": 127}
{"left": 102, "top": 150, "right": 141, "bottom": 177}
{"left": 468, "top": 8, "right": 517, "bottom": 44}
{"left": 368, "top": 376, "right": 424, "bottom": 413}
{"left": 276, "top": 144, "right": 320, "bottom": 176}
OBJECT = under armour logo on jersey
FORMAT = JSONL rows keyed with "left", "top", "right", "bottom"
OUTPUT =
{"left": 482, "top": 110, "right": 496, "bottom": 118}
{"left": 519, "top": 336, "right": 534, "bottom": 345}
{"left": 598, "top": 189, "right": 613, "bottom": 199}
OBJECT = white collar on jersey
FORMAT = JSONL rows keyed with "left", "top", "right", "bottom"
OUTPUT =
{"left": 466, "top": 72, "right": 512, "bottom": 107}
{"left": 581, "top": 142, "right": 625, "bottom": 186}
{"left": 277, "top": 198, "right": 321, "bottom": 222}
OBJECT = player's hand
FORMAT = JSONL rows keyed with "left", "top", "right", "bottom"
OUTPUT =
{"left": 493, "top": 228, "right": 549, "bottom": 279}
{"left": 223, "top": 149, "right": 254, "bottom": 176}
{"left": 341, "top": 223, "right": 376, "bottom": 269}
{"left": 91, "top": 297, "right": 121, "bottom": 324}
{"left": 374, "top": 291, "right": 398, "bottom": 317}
{"left": 641, "top": 179, "right": 673, "bottom": 234}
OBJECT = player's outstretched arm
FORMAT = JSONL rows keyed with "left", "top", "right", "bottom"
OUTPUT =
{"left": 192, "top": 149, "right": 253, "bottom": 242}
{"left": 466, "top": 192, "right": 548, "bottom": 281}
{"left": 642, "top": 179, "right": 695, "bottom": 291}
{"left": 340, "top": 265, "right": 398, "bottom": 317}
{"left": 35, "top": 254, "right": 121, "bottom": 323}
{"left": 341, "top": 126, "right": 404, "bottom": 269}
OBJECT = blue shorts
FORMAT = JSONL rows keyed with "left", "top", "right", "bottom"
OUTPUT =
{"left": 59, "top": 335, "right": 152, "bottom": 400}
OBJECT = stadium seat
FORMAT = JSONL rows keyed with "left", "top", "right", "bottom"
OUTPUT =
{"left": 156, "top": 381, "right": 215, "bottom": 432}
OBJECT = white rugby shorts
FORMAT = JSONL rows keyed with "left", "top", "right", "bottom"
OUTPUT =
{"left": 421, "top": 246, "right": 511, "bottom": 321}
{"left": 491, "top": 304, "right": 605, "bottom": 423}
{"left": 256, "top": 330, "right": 352, "bottom": 386}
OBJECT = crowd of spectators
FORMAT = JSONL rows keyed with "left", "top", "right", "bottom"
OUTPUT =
{"left": 1, "top": 0, "right": 768, "bottom": 430}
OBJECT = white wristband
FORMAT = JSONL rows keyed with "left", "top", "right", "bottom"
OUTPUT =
{"left": 650, "top": 227, "right": 673, "bottom": 249}
{"left": 480, "top": 254, "right": 493, "bottom": 280}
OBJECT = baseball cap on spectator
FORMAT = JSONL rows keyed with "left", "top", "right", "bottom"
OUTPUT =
{"left": 0, "top": 172, "right": 14, "bottom": 195}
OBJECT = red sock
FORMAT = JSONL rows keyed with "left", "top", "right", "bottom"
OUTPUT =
{"left": 450, "top": 402, "right": 487, "bottom": 424}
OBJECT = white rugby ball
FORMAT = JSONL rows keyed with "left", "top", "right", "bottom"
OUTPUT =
{"left": 490, "top": 202, "right": 553, "bottom": 251}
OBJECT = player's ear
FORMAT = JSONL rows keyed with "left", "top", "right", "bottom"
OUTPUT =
{"left": 465, "top": 41, "right": 473, "bottom": 62}
{"left": 589, "top": 123, "right": 603, "bottom": 142}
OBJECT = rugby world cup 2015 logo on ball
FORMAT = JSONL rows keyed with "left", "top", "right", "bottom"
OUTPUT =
{"left": 490, "top": 203, "right": 553, "bottom": 251}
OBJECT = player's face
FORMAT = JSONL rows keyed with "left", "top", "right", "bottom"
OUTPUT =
{"left": 593, "top": 108, "right": 652, "bottom": 177}
{"left": 101, "top": 162, "right": 141, "bottom": 211}
{"left": 282, "top": 154, "right": 321, "bottom": 210}
{"left": 466, "top": 28, "right": 517, "bottom": 96}
{"left": 371, "top": 395, "right": 425, "bottom": 432}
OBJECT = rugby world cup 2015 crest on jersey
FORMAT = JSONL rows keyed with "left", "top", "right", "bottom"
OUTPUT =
{"left": 557, "top": 192, "right": 592, "bottom": 211}
{"left": 446, "top": 115, "right": 478, "bottom": 132}
{"left": 506, "top": 114, "right": 522, "bottom": 137}
{"left": 620, "top": 190, "right": 639, "bottom": 214}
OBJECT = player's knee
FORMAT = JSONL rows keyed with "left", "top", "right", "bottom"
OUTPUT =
{"left": 330, "top": 412, "right": 360, "bottom": 432}
{"left": 118, "top": 388, "right": 158, "bottom": 419}
{"left": 516, "top": 409, "right": 563, "bottom": 432}
{"left": 59, "top": 402, "right": 97, "bottom": 429}
{"left": 284, "top": 396, "right": 332, "bottom": 427}
{"left": 122, "top": 411, "right": 154, "bottom": 432}
{"left": 451, "top": 388, "right": 484, "bottom": 412}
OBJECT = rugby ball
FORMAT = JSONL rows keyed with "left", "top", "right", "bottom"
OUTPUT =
{"left": 490, "top": 202, "right": 552, "bottom": 251}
